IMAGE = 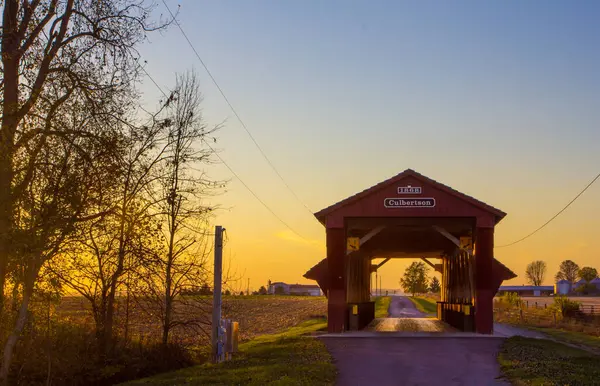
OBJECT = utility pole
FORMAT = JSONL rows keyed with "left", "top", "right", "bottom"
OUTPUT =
{"left": 375, "top": 270, "right": 378, "bottom": 297}
{"left": 247, "top": 278, "right": 250, "bottom": 296}
{"left": 211, "top": 226, "right": 224, "bottom": 363}
{"left": 379, "top": 275, "right": 382, "bottom": 297}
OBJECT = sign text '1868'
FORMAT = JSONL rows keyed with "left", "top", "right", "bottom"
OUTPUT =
{"left": 397, "top": 186, "right": 422, "bottom": 194}
{"left": 384, "top": 198, "right": 436, "bottom": 208}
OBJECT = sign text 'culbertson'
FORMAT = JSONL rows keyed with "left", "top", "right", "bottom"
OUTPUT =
{"left": 397, "top": 185, "right": 422, "bottom": 194}
{"left": 384, "top": 198, "right": 436, "bottom": 208}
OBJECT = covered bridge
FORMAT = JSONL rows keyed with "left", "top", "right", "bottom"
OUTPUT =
{"left": 304, "top": 169, "right": 516, "bottom": 334}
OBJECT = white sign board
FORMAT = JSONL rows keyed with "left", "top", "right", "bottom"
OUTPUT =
{"left": 384, "top": 198, "right": 436, "bottom": 208}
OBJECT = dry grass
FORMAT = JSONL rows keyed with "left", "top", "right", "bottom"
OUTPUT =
{"left": 123, "top": 318, "right": 335, "bottom": 386}
{"left": 497, "top": 296, "right": 600, "bottom": 310}
{"left": 53, "top": 295, "right": 328, "bottom": 348}
{"left": 499, "top": 336, "right": 600, "bottom": 386}
{"left": 494, "top": 300, "right": 600, "bottom": 341}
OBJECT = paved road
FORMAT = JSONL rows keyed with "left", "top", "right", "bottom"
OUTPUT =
{"left": 388, "top": 296, "right": 428, "bottom": 318}
{"left": 324, "top": 297, "right": 512, "bottom": 385}
{"left": 323, "top": 337, "right": 509, "bottom": 386}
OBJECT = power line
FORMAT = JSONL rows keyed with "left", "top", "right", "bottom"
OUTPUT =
{"left": 136, "top": 58, "right": 310, "bottom": 241}
{"left": 161, "top": 0, "right": 315, "bottom": 217}
{"left": 496, "top": 172, "right": 600, "bottom": 248}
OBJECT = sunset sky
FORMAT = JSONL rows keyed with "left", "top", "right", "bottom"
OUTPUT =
{"left": 139, "top": 0, "right": 600, "bottom": 291}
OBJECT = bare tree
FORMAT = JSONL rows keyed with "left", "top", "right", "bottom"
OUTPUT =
{"left": 52, "top": 107, "right": 175, "bottom": 356}
{"left": 1, "top": 103, "right": 120, "bottom": 381}
{"left": 142, "top": 71, "right": 225, "bottom": 346}
{"left": 0, "top": 1, "right": 167, "bottom": 382}
{"left": 0, "top": 0, "right": 165, "bottom": 308}
{"left": 555, "top": 260, "right": 580, "bottom": 283}
{"left": 525, "top": 260, "right": 547, "bottom": 286}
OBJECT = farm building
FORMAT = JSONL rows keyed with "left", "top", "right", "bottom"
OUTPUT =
{"left": 497, "top": 285, "right": 554, "bottom": 297}
{"left": 555, "top": 279, "right": 571, "bottom": 295}
{"left": 591, "top": 277, "right": 600, "bottom": 290}
{"left": 268, "top": 281, "right": 322, "bottom": 296}
{"left": 573, "top": 279, "right": 587, "bottom": 289}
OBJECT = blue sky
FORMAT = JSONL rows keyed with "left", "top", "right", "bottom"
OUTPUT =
{"left": 139, "top": 1, "right": 600, "bottom": 290}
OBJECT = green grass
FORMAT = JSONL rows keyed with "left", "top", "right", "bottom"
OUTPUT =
{"left": 408, "top": 297, "right": 437, "bottom": 315}
{"left": 526, "top": 327, "right": 600, "bottom": 353}
{"left": 499, "top": 336, "right": 600, "bottom": 386}
{"left": 374, "top": 296, "right": 391, "bottom": 318}
{"left": 122, "top": 318, "right": 335, "bottom": 386}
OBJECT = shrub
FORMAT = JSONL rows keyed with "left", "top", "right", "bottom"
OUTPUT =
{"left": 10, "top": 319, "right": 196, "bottom": 386}
{"left": 501, "top": 292, "right": 523, "bottom": 308}
{"left": 552, "top": 295, "right": 581, "bottom": 317}
{"left": 574, "top": 283, "right": 598, "bottom": 295}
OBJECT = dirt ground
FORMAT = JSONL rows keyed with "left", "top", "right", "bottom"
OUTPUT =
{"left": 54, "top": 295, "right": 327, "bottom": 347}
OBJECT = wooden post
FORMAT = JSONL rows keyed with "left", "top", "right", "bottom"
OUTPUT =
{"left": 475, "top": 225, "right": 494, "bottom": 334}
{"left": 327, "top": 227, "right": 347, "bottom": 333}
{"left": 347, "top": 253, "right": 370, "bottom": 303}
{"left": 212, "top": 226, "right": 224, "bottom": 363}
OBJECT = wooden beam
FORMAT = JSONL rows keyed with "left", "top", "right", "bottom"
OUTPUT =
{"left": 371, "top": 251, "right": 444, "bottom": 259}
{"left": 360, "top": 226, "right": 385, "bottom": 245}
{"left": 421, "top": 257, "right": 436, "bottom": 269}
{"left": 432, "top": 226, "right": 473, "bottom": 255}
{"left": 377, "top": 257, "right": 391, "bottom": 269}
{"left": 432, "top": 225, "right": 460, "bottom": 247}
{"left": 370, "top": 257, "right": 392, "bottom": 272}
{"left": 346, "top": 226, "right": 385, "bottom": 255}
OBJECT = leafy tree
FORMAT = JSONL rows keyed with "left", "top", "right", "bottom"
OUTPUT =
{"left": 579, "top": 267, "right": 598, "bottom": 282}
{"left": 525, "top": 260, "right": 547, "bottom": 286}
{"left": 400, "top": 262, "right": 429, "bottom": 297}
{"left": 501, "top": 292, "right": 523, "bottom": 308}
{"left": 258, "top": 286, "right": 268, "bottom": 295}
{"left": 224, "top": 290, "right": 231, "bottom": 296}
{"left": 239, "top": 291, "right": 245, "bottom": 296}
{"left": 555, "top": 260, "right": 580, "bottom": 283}
{"left": 553, "top": 295, "right": 581, "bottom": 316}
{"left": 0, "top": 0, "right": 167, "bottom": 380}
{"left": 429, "top": 277, "right": 441, "bottom": 293}
{"left": 574, "top": 283, "right": 597, "bottom": 295}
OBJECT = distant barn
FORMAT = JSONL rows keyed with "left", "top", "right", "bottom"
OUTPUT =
{"left": 497, "top": 285, "right": 554, "bottom": 297}
{"left": 268, "top": 282, "right": 322, "bottom": 296}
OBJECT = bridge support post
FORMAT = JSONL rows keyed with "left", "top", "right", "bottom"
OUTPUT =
{"left": 475, "top": 224, "right": 494, "bottom": 334}
{"left": 327, "top": 227, "right": 347, "bottom": 333}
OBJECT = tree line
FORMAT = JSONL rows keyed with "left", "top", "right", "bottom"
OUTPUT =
{"left": 525, "top": 259, "right": 599, "bottom": 293}
{"left": 0, "top": 1, "right": 227, "bottom": 384}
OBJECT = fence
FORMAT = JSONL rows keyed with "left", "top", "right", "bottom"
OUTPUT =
{"left": 494, "top": 300, "right": 600, "bottom": 337}
{"left": 520, "top": 300, "right": 600, "bottom": 315}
